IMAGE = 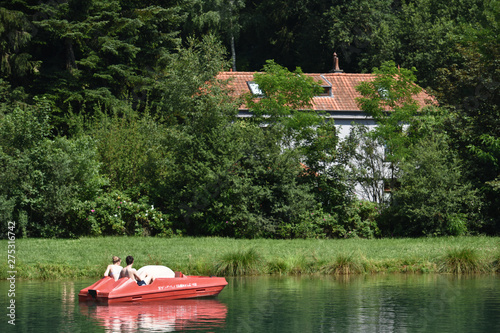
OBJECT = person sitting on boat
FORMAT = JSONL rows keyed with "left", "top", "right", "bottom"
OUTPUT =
{"left": 103, "top": 256, "right": 123, "bottom": 281}
{"left": 119, "top": 255, "right": 155, "bottom": 286}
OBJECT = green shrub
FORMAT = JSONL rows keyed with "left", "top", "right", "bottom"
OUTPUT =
{"left": 72, "top": 190, "right": 173, "bottom": 237}
{"left": 446, "top": 213, "right": 468, "bottom": 236}
{"left": 0, "top": 101, "right": 110, "bottom": 238}
{"left": 384, "top": 135, "right": 481, "bottom": 237}
{"left": 339, "top": 200, "right": 380, "bottom": 238}
{"left": 91, "top": 110, "right": 176, "bottom": 202}
{"left": 277, "top": 207, "right": 331, "bottom": 238}
{"left": 277, "top": 201, "right": 380, "bottom": 239}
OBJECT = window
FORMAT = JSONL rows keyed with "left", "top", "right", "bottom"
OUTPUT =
{"left": 318, "top": 75, "right": 332, "bottom": 97}
{"left": 378, "top": 87, "right": 389, "bottom": 100}
{"left": 247, "top": 81, "right": 264, "bottom": 97}
{"left": 319, "top": 86, "right": 332, "bottom": 96}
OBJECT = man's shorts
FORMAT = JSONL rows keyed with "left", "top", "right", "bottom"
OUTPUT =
{"left": 137, "top": 280, "right": 146, "bottom": 286}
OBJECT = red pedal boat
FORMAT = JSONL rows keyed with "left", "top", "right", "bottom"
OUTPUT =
{"left": 78, "top": 265, "right": 228, "bottom": 303}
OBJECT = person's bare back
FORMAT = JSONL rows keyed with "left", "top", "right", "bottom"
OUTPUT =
{"left": 119, "top": 255, "right": 154, "bottom": 286}
{"left": 120, "top": 266, "right": 140, "bottom": 280}
{"left": 119, "top": 256, "right": 143, "bottom": 283}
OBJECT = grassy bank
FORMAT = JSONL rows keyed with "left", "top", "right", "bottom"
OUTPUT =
{"left": 2, "top": 236, "right": 499, "bottom": 280}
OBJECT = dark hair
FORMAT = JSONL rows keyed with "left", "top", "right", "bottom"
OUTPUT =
{"left": 126, "top": 256, "right": 134, "bottom": 265}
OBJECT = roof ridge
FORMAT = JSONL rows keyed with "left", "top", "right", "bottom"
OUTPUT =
{"left": 219, "top": 71, "right": 256, "bottom": 75}
{"left": 219, "top": 71, "right": 374, "bottom": 75}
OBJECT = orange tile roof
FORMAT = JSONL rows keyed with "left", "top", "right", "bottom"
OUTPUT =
{"left": 216, "top": 71, "right": 436, "bottom": 112}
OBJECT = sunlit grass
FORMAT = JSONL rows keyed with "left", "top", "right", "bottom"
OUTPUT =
{"left": 439, "top": 248, "right": 485, "bottom": 274}
{"left": 2, "top": 236, "right": 499, "bottom": 279}
{"left": 494, "top": 253, "right": 500, "bottom": 272}
{"left": 321, "top": 252, "right": 365, "bottom": 275}
{"left": 214, "top": 248, "right": 261, "bottom": 276}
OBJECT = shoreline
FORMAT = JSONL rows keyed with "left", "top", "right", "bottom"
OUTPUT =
{"left": 1, "top": 236, "right": 499, "bottom": 280}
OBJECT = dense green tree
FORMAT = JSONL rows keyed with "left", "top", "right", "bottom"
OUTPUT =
{"left": 323, "top": 0, "right": 394, "bottom": 73}
{"left": 181, "top": 0, "right": 245, "bottom": 70}
{"left": 138, "top": 35, "right": 241, "bottom": 234}
{"left": 389, "top": 0, "right": 485, "bottom": 88}
{"left": 237, "top": 0, "right": 332, "bottom": 71}
{"left": 382, "top": 131, "right": 480, "bottom": 236}
{"left": 90, "top": 109, "right": 175, "bottom": 201}
{"left": 167, "top": 116, "right": 319, "bottom": 237}
{"left": 435, "top": 1, "right": 500, "bottom": 233}
{"left": 0, "top": 99, "right": 106, "bottom": 237}
{"left": 220, "top": 122, "right": 318, "bottom": 238}
{"left": 355, "top": 62, "right": 482, "bottom": 236}
{"left": 245, "top": 60, "right": 323, "bottom": 130}
{"left": 0, "top": 6, "right": 37, "bottom": 85}
{"left": 356, "top": 61, "right": 424, "bottom": 163}
{"left": 27, "top": 0, "right": 183, "bottom": 130}
{"left": 150, "top": 34, "right": 232, "bottom": 124}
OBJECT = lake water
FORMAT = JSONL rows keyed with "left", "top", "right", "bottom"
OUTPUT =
{"left": 1, "top": 274, "right": 499, "bottom": 332}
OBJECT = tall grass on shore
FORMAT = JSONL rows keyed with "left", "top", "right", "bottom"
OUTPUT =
{"left": 321, "top": 252, "right": 365, "bottom": 275}
{"left": 2, "top": 236, "right": 499, "bottom": 280}
{"left": 214, "top": 248, "right": 261, "bottom": 276}
{"left": 439, "top": 248, "right": 485, "bottom": 274}
{"left": 494, "top": 253, "right": 500, "bottom": 273}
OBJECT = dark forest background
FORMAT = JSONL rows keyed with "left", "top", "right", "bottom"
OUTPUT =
{"left": 0, "top": 0, "right": 498, "bottom": 238}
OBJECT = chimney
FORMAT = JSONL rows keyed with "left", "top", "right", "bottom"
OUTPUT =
{"left": 330, "top": 52, "right": 343, "bottom": 73}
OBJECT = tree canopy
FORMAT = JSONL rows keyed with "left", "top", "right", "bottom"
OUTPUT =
{"left": 0, "top": 0, "right": 498, "bottom": 238}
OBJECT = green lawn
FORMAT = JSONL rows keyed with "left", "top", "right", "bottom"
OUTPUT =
{"left": 2, "top": 236, "right": 499, "bottom": 279}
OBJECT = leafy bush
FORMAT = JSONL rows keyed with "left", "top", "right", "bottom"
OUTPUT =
{"left": 380, "top": 134, "right": 481, "bottom": 237}
{"left": 0, "top": 101, "right": 107, "bottom": 238}
{"left": 169, "top": 120, "right": 322, "bottom": 238}
{"left": 278, "top": 201, "right": 380, "bottom": 239}
{"left": 0, "top": 98, "right": 52, "bottom": 152}
{"left": 72, "top": 191, "right": 173, "bottom": 237}
{"left": 339, "top": 200, "right": 381, "bottom": 238}
{"left": 90, "top": 109, "right": 175, "bottom": 202}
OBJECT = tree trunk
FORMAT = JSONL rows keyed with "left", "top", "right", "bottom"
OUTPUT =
{"left": 65, "top": 37, "right": 77, "bottom": 72}
{"left": 231, "top": 34, "right": 236, "bottom": 71}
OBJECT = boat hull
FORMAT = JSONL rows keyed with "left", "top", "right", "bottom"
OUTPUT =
{"left": 79, "top": 274, "right": 228, "bottom": 303}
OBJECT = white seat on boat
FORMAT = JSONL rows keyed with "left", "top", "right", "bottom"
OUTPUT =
{"left": 137, "top": 265, "right": 175, "bottom": 278}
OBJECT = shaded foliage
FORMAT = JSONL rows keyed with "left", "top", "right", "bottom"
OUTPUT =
{"left": 380, "top": 132, "right": 480, "bottom": 236}
{"left": 0, "top": 100, "right": 106, "bottom": 237}
{"left": 0, "top": 0, "right": 497, "bottom": 238}
{"left": 435, "top": 2, "right": 500, "bottom": 233}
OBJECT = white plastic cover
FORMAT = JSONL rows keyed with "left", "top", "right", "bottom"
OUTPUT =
{"left": 137, "top": 265, "right": 175, "bottom": 278}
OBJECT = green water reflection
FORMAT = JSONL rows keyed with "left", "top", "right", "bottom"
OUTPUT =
{"left": 1, "top": 274, "right": 499, "bottom": 332}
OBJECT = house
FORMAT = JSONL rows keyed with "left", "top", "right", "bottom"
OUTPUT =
{"left": 216, "top": 54, "right": 436, "bottom": 202}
